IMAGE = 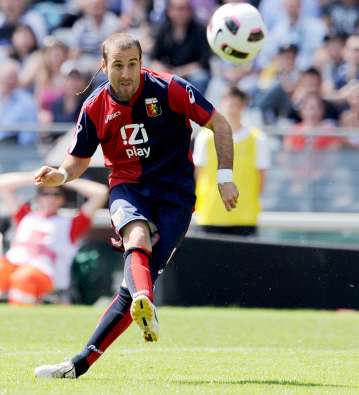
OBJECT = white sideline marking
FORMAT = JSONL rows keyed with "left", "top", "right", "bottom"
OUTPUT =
{"left": 2, "top": 346, "right": 357, "bottom": 355}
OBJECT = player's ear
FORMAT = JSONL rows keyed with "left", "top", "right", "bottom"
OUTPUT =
{"left": 101, "top": 58, "right": 107, "bottom": 74}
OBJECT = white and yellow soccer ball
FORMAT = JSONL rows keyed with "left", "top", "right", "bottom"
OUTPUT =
{"left": 207, "top": 3, "right": 267, "bottom": 65}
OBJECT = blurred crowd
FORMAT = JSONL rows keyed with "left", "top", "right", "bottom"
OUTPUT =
{"left": 0, "top": 0, "right": 358, "bottom": 148}
{"left": 1, "top": 0, "right": 359, "bottom": 304}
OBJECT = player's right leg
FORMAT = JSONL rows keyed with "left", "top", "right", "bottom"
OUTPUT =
{"left": 35, "top": 185, "right": 157, "bottom": 379}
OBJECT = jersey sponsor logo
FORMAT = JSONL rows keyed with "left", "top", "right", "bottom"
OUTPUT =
{"left": 105, "top": 111, "right": 121, "bottom": 123}
{"left": 186, "top": 85, "right": 195, "bottom": 104}
{"left": 145, "top": 97, "right": 162, "bottom": 117}
{"left": 120, "top": 123, "right": 151, "bottom": 158}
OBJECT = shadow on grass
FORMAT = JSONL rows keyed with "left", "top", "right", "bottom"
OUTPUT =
{"left": 169, "top": 379, "right": 356, "bottom": 389}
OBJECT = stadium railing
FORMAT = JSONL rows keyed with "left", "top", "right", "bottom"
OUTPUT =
{"left": 1, "top": 123, "right": 359, "bottom": 245}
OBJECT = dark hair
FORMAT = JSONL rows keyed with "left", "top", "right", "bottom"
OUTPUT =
{"left": 302, "top": 67, "right": 322, "bottom": 81}
{"left": 37, "top": 186, "right": 66, "bottom": 198}
{"left": 9, "top": 24, "right": 38, "bottom": 61}
{"left": 224, "top": 86, "right": 248, "bottom": 102}
{"left": 102, "top": 33, "right": 142, "bottom": 63}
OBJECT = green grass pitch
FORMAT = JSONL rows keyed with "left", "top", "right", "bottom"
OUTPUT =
{"left": 1, "top": 305, "right": 359, "bottom": 395}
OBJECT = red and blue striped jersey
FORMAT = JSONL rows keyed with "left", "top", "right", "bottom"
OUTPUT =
{"left": 69, "top": 67, "right": 215, "bottom": 206}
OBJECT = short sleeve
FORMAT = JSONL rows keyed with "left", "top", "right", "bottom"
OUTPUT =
{"left": 12, "top": 203, "right": 31, "bottom": 225}
{"left": 69, "top": 210, "right": 92, "bottom": 243}
{"left": 168, "top": 75, "right": 215, "bottom": 126}
{"left": 68, "top": 106, "right": 100, "bottom": 158}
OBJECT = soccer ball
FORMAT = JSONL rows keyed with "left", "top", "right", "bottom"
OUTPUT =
{"left": 207, "top": 3, "right": 267, "bottom": 65}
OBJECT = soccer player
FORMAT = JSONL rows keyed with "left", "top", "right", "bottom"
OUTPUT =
{"left": 34, "top": 32, "right": 238, "bottom": 379}
{"left": 0, "top": 172, "right": 108, "bottom": 304}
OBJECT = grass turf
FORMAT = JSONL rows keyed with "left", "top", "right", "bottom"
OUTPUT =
{"left": 0, "top": 305, "right": 359, "bottom": 394}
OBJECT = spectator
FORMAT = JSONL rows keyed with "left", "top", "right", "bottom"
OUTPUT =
{"left": 49, "top": 68, "right": 88, "bottom": 124}
{"left": 0, "top": 172, "right": 108, "bottom": 305}
{"left": 321, "top": 0, "right": 359, "bottom": 37}
{"left": 8, "top": 24, "right": 38, "bottom": 66}
{"left": 151, "top": 0, "right": 211, "bottom": 94}
{"left": 314, "top": 33, "right": 345, "bottom": 96}
{"left": 258, "top": 43, "right": 300, "bottom": 91}
{"left": 259, "top": 0, "right": 320, "bottom": 32}
{"left": 35, "top": 38, "right": 69, "bottom": 113}
{"left": 340, "top": 80, "right": 359, "bottom": 148}
{"left": 259, "top": 67, "right": 340, "bottom": 124}
{"left": 335, "top": 34, "right": 359, "bottom": 89}
{"left": 284, "top": 91, "right": 342, "bottom": 151}
{"left": 257, "top": 0, "right": 326, "bottom": 70}
{"left": 193, "top": 87, "right": 270, "bottom": 236}
{"left": 71, "top": 0, "right": 120, "bottom": 60}
{"left": 118, "top": 0, "right": 155, "bottom": 60}
{"left": 0, "top": 0, "right": 47, "bottom": 51}
{"left": 0, "top": 59, "right": 38, "bottom": 145}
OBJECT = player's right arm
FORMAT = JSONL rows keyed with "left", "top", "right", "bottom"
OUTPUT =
{"left": 34, "top": 156, "right": 91, "bottom": 187}
{"left": 34, "top": 103, "right": 100, "bottom": 187}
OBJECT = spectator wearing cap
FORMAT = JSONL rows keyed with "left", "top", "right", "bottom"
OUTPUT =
{"left": 258, "top": 43, "right": 300, "bottom": 90}
{"left": 257, "top": 0, "right": 327, "bottom": 70}
{"left": 0, "top": 59, "right": 38, "bottom": 145}
{"left": 313, "top": 34, "right": 345, "bottom": 96}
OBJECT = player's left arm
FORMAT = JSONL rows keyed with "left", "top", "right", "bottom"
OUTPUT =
{"left": 205, "top": 111, "right": 239, "bottom": 211}
{"left": 168, "top": 76, "right": 238, "bottom": 211}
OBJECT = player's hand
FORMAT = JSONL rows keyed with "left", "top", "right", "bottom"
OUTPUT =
{"left": 34, "top": 166, "right": 65, "bottom": 187}
{"left": 218, "top": 182, "right": 239, "bottom": 211}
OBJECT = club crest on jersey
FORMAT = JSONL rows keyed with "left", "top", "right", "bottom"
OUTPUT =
{"left": 145, "top": 98, "right": 162, "bottom": 117}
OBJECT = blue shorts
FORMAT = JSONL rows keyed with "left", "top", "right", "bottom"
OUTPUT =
{"left": 109, "top": 183, "right": 193, "bottom": 282}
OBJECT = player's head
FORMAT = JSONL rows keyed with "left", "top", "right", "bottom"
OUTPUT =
{"left": 36, "top": 186, "right": 66, "bottom": 215}
{"left": 101, "top": 33, "right": 142, "bottom": 101}
{"left": 220, "top": 86, "right": 248, "bottom": 123}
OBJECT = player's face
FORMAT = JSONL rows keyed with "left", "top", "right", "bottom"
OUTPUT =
{"left": 103, "top": 46, "right": 142, "bottom": 101}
